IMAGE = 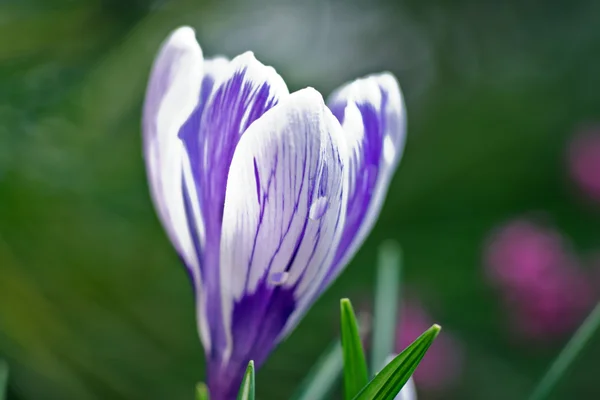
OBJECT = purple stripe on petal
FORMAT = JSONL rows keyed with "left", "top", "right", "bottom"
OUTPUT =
{"left": 213, "top": 88, "right": 348, "bottom": 395}
{"left": 232, "top": 281, "right": 296, "bottom": 368}
{"left": 179, "top": 58, "right": 228, "bottom": 191}
{"left": 335, "top": 100, "right": 385, "bottom": 260}
{"left": 207, "top": 282, "right": 295, "bottom": 400}
{"left": 322, "top": 73, "right": 406, "bottom": 289}
{"left": 176, "top": 60, "right": 228, "bottom": 278}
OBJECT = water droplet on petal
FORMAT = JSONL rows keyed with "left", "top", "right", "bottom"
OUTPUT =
{"left": 269, "top": 271, "right": 289, "bottom": 286}
{"left": 309, "top": 196, "right": 328, "bottom": 220}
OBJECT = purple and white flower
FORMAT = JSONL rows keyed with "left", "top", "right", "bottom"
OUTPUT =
{"left": 143, "top": 26, "right": 406, "bottom": 399}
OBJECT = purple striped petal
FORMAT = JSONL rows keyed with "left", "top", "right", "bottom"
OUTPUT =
{"left": 143, "top": 27, "right": 230, "bottom": 350}
{"left": 177, "top": 51, "right": 289, "bottom": 357}
{"left": 208, "top": 88, "right": 348, "bottom": 397}
{"left": 142, "top": 27, "right": 213, "bottom": 344}
{"left": 143, "top": 26, "right": 203, "bottom": 262}
{"left": 323, "top": 73, "right": 406, "bottom": 287}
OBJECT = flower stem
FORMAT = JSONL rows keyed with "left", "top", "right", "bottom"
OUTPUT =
{"left": 528, "top": 302, "right": 600, "bottom": 400}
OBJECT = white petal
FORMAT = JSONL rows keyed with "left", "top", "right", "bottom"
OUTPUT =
{"left": 141, "top": 26, "right": 211, "bottom": 348}
{"left": 217, "top": 87, "right": 348, "bottom": 363}
{"left": 322, "top": 72, "right": 406, "bottom": 288}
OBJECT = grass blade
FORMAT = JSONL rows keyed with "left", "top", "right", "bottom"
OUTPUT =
{"left": 290, "top": 341, "right": 343, "bottom": 400}
{"left": 237, "top": 360, "right": 255, "bottom": 400}
{"left": 353, "top": 324, "right": 441, "bottom": 400}
{"left": 371, "top": 242, "right": 402, "bottom": 373}
{"left": 529, "top": 302, "right": 600, "bottom": 400}
{"left": 340, "top": 299, "right": 369, "bottom": 400}
{"left": 0, "top": 360, "right": 7, "bottom": 400}
{"left": 195, "top": 382, "right": 209, "bottom": 400}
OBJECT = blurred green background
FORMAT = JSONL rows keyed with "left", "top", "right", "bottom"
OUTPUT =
{"left": 1, "top": 0, "right": 600, "bottom": 399}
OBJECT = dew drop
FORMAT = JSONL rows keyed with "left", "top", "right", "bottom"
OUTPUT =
{"left": 269, "top": 271, "right": 289, "bottom": 286}
{"left": 309, "top": 196, "right": 328, "bottom": 220}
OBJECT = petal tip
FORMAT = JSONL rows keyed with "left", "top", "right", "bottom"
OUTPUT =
{"left": 233, "top": 51, "right": 263, "bottom": 69}
{"left": 292, "top": 86, "right": 325, "bottom": 105}
{"left": 378, "top": 72, "right": 401, "bottom": 89}
{"left": 166, "top": 26, "right": 199, "bottom": 48}
{"left": 371, "top": 72, "right": 404, "bottom": 110}
{"left": 228, "top": 51, "right": 289, "bottom": 97}
{"left": 372, "top": 71, "right": 403, "bottom": 100}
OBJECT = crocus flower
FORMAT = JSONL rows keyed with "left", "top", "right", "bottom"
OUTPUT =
{"left": 143, "top": 27, "right": 406, "bottom": 399}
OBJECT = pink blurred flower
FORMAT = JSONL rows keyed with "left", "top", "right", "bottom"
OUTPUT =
{"left": 396, "top": 299, "right": 463, "bottom": 392}
{"left": 485, "top": 220, "right": 566, "bottom": 289}
{"left": 484, "top": 219, "right": 596, "bottom": 341}
{"left": 568, "top": 127, "right": 600, "bottom": 202}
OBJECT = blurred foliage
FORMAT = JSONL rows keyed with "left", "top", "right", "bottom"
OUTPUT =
{"left": 1, "top": 0, "right": 600, "bottom": 399}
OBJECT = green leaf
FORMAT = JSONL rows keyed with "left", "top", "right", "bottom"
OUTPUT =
{"left": 528, "top": 302, "right": 600, "bottom": 400}
{"left": 290, "top": 341, "right": 343, "bottom": 400}
{"left": 237, "top": 360, "right": 255, "bottom": 400}
{"left": 340, "top": 298, "right": 369, "bottom": 400}
{"left": 0, "top": 359, "right": 8, "bottom": 400}
{"left": 353, "top": 324, "right": 441, "bottom": 400}
{"left": 195, "top": 382, "right": 209, "bottom": 400}
{"left": 371, "top": 242, "right": 402, "bottom": 373}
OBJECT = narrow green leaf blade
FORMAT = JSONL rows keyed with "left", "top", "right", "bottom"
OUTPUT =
{"left": 353, "top": 324, "right": 441, "bottom": 400}
{"left": 529, "top": 302, "right": 600, "bottom": 400}
{"left": 291, "top": 341, "right": 343, "bottom": 400}
{"left": 195, "top": 382, "right": 209, "bottom": 400}
{"left": 237, "top": 360, "right": 255, "bottom": 400}
{"left": 0, "top": 360, "right": 8, "bottom": 400}
{"left": 371, "top": 242, "right": 402, "bottom": 373}
{"left": 340, "top": 298, "right": 369, "bottom": 400}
